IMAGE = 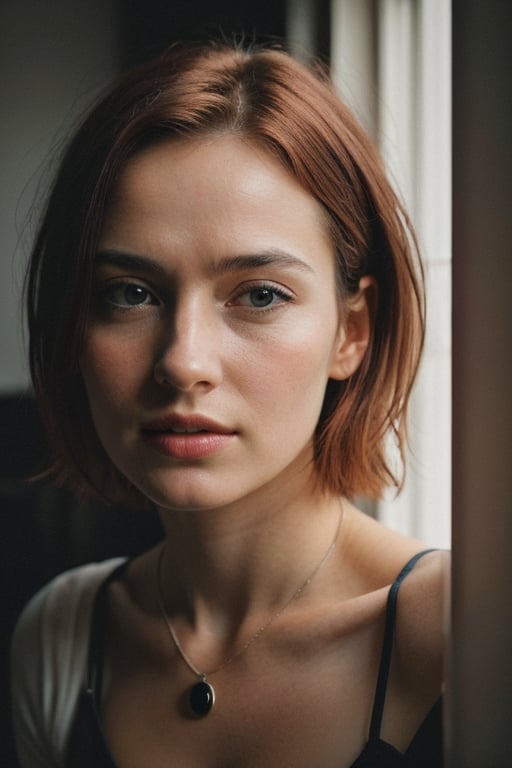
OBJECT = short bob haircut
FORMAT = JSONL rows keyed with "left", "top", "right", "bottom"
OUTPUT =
{"left": 26, "top": 40, "right": 424, "bottom": 505}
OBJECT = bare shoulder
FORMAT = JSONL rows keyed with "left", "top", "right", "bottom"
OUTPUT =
{"left": 341, "top": 504, "right": 444, "bottom": 588}
{"left": 342, "top": 505, "right": 449, "bottom": 697}
{"left": 394, "top": 548, "right": 450, "bottom": 696}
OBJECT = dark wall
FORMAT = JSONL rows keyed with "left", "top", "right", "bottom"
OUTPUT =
{"left": 119, "top": 0, "right": 287, "bottom": 66}
{"left": 451, "top": 0, "right": 512, "bottom": 762}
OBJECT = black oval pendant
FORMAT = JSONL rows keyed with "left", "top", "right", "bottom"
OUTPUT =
{"left": 189, "top": 680, "right": 215, "bottom": 717}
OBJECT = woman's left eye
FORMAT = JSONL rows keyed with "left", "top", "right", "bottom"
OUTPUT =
{"left": 230, "top": 284, "right": 293, "bottom": 310}
{"left": 102, "top": 282, "right": 159, "bottom": 309}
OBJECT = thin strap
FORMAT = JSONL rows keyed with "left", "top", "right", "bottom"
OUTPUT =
{"left": 368, "top": 549, "right": 436, "bottom": 742}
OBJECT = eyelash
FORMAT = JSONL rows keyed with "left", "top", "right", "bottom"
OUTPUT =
{"left": 98, "top": 280, "right": 160, "bottom": 312}
{"left": 228, "top": 282, "right": 294, "bottom": 313}
{"left": 96, "top": 279, "right": 294, "bottom": 315}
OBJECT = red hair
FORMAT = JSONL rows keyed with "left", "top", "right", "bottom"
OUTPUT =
{"left": 26, "top": 41, "right": 424, "bottom": 503}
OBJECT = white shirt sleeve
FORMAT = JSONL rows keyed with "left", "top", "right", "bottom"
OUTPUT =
{"left": 10, "top": 559, "right": 125, "bottom": 768}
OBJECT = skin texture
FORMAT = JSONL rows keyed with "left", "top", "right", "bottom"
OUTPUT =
{"left": 82, "top": 135, "right": 370, "bottom": 514}
{"left": 78, "top": 135, "right": 446, "bottom": 767}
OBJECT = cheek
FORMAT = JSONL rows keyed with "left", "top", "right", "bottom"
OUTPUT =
{"left": 80, "top": 331, "right": 150, "bottom": 411}
{"left": 234, "top": 320, "right": 338, "bottom": 418}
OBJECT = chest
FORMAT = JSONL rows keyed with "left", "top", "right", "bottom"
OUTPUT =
{"left": 100, "top": 621, "right": 387, "bottom": 768}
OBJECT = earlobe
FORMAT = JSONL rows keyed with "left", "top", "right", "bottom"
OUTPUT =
{"left": 329, "top": 276, "right": 376, "bottom": 381}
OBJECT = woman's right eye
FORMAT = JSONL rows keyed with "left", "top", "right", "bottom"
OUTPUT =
{"left": 101, "top": 281, "right": 159, "bottom": 309}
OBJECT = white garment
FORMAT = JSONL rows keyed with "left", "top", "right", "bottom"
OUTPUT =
{"left": 10, "top": 559, "right": 125, "bottom": 768}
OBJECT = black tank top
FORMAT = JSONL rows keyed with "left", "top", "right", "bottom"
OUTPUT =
{"left": 66, "top": 550, "right": 443, "bottom": 767}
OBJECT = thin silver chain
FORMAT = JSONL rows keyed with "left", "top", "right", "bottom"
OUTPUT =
{"left": 155, "top": 502, "right": 343, "bottom": 681}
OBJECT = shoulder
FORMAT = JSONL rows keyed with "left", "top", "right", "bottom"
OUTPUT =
{"left": 393, "top": 548, "right": 450, "bottom": 699}
{"left": 12, "top": 558, "right": 126, "bottom": 658}
{"left": 11, "top": 558, "right": 125, "bottom": 766}
{"left": 342, "top": 507, "right": 449, "bottom": 694}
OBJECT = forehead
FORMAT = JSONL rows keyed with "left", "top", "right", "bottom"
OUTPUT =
{"left": 101, "top": 135, "right": 333, "bottom": 258}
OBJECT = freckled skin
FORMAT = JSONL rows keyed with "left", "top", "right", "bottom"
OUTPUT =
{"left": 76, "top": 135, "right": 445, "bottom": 767}
{"left": 81, "top": 135, "right": 361, "bottom": 513}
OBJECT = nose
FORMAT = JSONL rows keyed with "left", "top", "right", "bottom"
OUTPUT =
{"left": 153, "top": 294, "right": 223, "bottom": 392}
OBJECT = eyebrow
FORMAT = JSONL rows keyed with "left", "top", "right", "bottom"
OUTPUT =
{"left": 95, "top": 248, "right": 315, "bottom": 276}
{"left": 95, "top": 250, "right": 166, "bottom": 275}
{"left": 211, "top": 250, "right": 315, "bottom": 276}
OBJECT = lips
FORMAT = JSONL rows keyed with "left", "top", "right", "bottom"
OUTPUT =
{"left": 141, "top": 413, "right": 236, "bottom": 459}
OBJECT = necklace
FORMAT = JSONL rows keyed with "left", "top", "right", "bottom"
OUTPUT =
{"left": 155, "top": 504, "right": 343, "bottom": 718}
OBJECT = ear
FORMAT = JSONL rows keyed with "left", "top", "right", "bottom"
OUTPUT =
{"left": 328, "top": 276, "right": 376, "bottom": 381}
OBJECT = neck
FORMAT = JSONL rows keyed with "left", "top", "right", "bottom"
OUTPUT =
{"left": 156, "top": 491, "right": 345, "bottom": 637}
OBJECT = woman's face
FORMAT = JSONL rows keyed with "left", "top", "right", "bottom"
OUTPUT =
{"left": 81, "top": 135, "right": 363, "bottom": 511}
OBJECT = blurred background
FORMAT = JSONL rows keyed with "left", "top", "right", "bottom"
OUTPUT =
{"left": 1, "top": 1, "right": 510, "bottom": 766}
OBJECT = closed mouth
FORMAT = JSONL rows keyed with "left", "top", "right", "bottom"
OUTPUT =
{"left": 140, "top": 416, "right": 236, "bottom": 459}
{"left": 142, "top": 414, "right": 235, "bottom": 436}
{"left": 162, "top": 426, "right": 207, "bottom": 434}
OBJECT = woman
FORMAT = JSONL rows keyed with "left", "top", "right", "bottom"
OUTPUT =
{"left": 11, "top": 41, "right": 447, "bottom": 767}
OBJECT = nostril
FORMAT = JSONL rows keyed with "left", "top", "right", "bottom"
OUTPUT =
{"left": 152, "top": 329, "right": 222, "bottom": 392}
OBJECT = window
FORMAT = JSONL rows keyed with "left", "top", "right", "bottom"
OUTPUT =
{"left": 289, "top": 0, "right": 452, "bottom": 547}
